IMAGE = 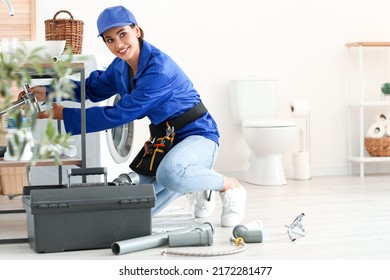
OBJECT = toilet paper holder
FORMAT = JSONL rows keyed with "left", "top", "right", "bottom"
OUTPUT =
{"left": 290, "top": 100, "right": 310, "bottom": 153}
{"left": 290, "top": 100, "right": 311, "bottom": 180}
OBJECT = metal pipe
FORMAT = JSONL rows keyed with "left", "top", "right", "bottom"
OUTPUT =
{"left": 111, "top": 222, "right": 214, "bottom": 255}
{"left": 232, "top": 220, "right": 266, "bottom": 243}
{"left": 0, "top": 92, "right": 40, "bottom": 116}
{"left": 2, "top": 0, "right": 14, "bottom": 16}
{"left": 0, "top": 99, "right": 27, "bottom": 116}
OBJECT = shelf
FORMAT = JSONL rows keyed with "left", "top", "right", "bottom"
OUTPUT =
{"left": 27, "top": 62, "right": 87, "bottom": 181}
{"left": 349, "top": 101, "right": 390, "bottom": 107}
{"left": 24, "top": 62, "right": 85, "bottom": 76}
{"left": 346, "top": 42, "right": 390, "bottom": 47}
{"left": 0, "top": 157, "right": 82, "bottom": 168}
{"left": 349, "top": 156, "right": 390, "bottom": 163}
{"left": 346, "top": 41, "right": 390, "bottom": 177}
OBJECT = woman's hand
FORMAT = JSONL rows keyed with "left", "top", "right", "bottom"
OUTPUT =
{"left": 38, "top": 103, "right": 64, "bottom": 120}
{"left": 17, "top": 86, "right": 47, "bottom": 102}
{"left": 17, "top": 86, "right": 63, "bottom": 120}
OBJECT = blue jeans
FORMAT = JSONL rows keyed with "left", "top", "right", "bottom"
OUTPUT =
{"left": 137, "top": 135, "right": 224, "bottom": 215}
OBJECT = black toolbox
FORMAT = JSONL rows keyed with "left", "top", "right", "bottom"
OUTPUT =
{"left": 22, "top": 168, "right": 155, "bottom": 253}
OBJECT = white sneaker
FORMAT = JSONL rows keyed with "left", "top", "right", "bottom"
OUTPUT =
{"left": 220, "top": 180, "right": 247, "bottom": 227}
{"left": 189, "top": 190, "right": 216, "bottom": 218}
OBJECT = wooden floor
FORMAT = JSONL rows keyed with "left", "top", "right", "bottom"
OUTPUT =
{"left": 1, "top": 174, "right": 390, "bottom": 260}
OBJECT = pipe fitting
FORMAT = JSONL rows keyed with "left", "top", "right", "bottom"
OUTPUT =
{"left": 232, "top": 220, "right": 265, "bottom": 243}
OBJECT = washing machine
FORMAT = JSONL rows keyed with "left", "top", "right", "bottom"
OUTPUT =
{"left": 28, "top": 54, "right": 149, "bottom": 185}
{"left": 88, "top": 95, "right": 149, "bottom": 182}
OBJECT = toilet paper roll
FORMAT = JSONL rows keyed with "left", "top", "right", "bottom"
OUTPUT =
{"left": 62, "top": 145, "right": 77, "bottom": 157}
{"left": 292, "top": 151, "right": 311, "bottom": 180}
{"left": 366, "top": 122, "right": 386, "bottom": 138}
{"left": 374, "top": 112, "right": 390, "bottom": 123}
{"left": 292, "top": 151, "right": 310, "bottom": 166}
{"left": 386, "top": 125, "right": 390, "bottom": 137}
{"left": 39, "top": 144, "right": 77, "bottom": 158}
{"left": 290, "top": 100, "right": 310, "bottom": 118}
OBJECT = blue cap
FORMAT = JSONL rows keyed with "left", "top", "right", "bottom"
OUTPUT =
{"left": 97, "top": 6, "right": 137, "bottom": 37}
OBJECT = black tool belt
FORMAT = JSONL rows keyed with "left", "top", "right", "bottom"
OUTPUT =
{"left": 129, "top": 101, "right": 208, "bottom": 176}
{"left": 149, "top": 101, "right": 208, "bottom": 136}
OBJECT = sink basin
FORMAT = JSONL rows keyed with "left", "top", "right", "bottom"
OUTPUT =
{"left": 18, "top": 40, "right": 66, "bottom": 59}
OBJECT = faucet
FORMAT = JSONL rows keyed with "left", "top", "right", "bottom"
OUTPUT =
{"left": 0, "top": 83, "right": 41, "bottom": 116}
{"left": 2, "top": 0, "right": 14, "bottom": 16}
{"left": 285, "top": 213, "right": 306, "bottom": 242}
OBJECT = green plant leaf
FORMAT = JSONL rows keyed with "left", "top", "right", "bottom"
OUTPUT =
{"left": 1, "top": 42, "right": 74, "bottom": 164}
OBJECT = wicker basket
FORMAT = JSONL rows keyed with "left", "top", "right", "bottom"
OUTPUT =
{"left": 0, "top": 167, "right": 28, "bottom": 195}
{"left": 45, "top": 10, "right": 84, "bottom": 54}
{"left": 365, "top": 137, "right": 390, "bottom": 156}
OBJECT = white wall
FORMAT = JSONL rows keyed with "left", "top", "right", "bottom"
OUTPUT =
{"left": 34, "top": 0, "right": 390, "bottom": 178}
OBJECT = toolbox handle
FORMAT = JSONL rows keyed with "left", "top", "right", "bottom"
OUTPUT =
{"left": 67, "top": 167, "right": 108, "bottom": 188}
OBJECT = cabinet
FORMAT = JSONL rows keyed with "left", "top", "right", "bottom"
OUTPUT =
{"left": 346, "top": 42, "right": 390, "bottom": 177}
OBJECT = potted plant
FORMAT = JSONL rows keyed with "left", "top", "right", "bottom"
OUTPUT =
{"left": 0, "top": 41, "right": 74, "bottom": 163}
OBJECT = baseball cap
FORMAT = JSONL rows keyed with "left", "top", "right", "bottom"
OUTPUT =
{"left": 97, "top": 6, "right": 137, "bottom": 37}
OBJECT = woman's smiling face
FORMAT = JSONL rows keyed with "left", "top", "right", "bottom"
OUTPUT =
{"left": 103, "top": 25, "right": 141, "bottom": 62}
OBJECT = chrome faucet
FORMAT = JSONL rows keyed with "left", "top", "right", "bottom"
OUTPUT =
{"left": 2, "top": 0, "right": 14, "bottom": 16}
{"left": 0, "top": 83, "right": 41, "bottom": 116}
{"left": 285, "top": 213, "right": 306, "bottom": 242}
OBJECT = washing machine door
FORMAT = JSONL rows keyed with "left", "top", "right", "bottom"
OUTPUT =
{"left": 106, "top": 94, "right": 134, "bottom": 163}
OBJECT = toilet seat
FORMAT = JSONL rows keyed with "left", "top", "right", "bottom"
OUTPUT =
{"left": 242, "top": 119, "right": 296, "bottom": 128}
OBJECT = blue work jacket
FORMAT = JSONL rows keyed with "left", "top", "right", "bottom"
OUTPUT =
{"left": 60, "top": 40, "right": 220, "bottom": 145}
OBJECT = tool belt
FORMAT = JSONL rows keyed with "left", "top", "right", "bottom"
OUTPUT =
{"left": 130, "top": 102, "right": 208, "bottom": 176}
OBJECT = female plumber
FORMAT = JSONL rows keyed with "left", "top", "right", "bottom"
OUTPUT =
{"left": 26, "top": 5, "right": 246, "bottom": 227}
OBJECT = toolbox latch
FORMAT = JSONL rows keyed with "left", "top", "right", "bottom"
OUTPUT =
{"left": 120, "top": 198, "right": 151, "bottom": 204}
{"left": 37, "top": 202, "right": 70, "bottom": 209}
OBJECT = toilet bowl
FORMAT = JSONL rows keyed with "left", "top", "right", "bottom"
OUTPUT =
{"left": 229, "top": 80, "right": 297, "bottom": 186}
{"left": 243, "top": 119, "right": 297, "bottom": 185}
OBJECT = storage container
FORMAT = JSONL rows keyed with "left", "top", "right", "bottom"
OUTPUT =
{"left": 22, "top": 184, "right": 155, "bottom": 253}
{"left": 0, "top": 166, "right": 28, "bottom": 195}
{"left": 45, "top": 10, "right": 84, "bottom": 54}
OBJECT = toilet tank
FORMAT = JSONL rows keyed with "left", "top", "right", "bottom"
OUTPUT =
{"left": 229, "top": 80, "right": 276, "bottom": 124}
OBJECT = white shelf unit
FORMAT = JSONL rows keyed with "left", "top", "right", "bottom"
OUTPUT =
{"left": 346, "top": 42, "right": 390, "bottom": 177}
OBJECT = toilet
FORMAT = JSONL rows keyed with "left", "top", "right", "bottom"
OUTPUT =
{"left": 229, "top": 80, "right": 297, "bottom": 185}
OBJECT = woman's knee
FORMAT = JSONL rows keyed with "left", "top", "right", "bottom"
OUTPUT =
{"left": 156, "top": 163, "right": 185, "bottom": 193}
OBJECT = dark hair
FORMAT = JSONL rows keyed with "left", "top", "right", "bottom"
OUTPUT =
{"left": 133, "top": 24, "right": 144, "bottom": 44}
{"left": 101, "top": 24, "right": 144, "bottom": 44}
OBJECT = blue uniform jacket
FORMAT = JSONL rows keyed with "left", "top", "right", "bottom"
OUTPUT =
{"left": 60, "top": 40, "right": 220, "bottom": 145}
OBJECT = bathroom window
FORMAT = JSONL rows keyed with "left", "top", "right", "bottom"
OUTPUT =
{"left": 0, "top": 0, "right": 36, "bottom": 40}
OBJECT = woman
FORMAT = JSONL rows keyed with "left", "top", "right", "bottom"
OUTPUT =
{"left": 26, "top": 5, "right": 246, "bottom": 227}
